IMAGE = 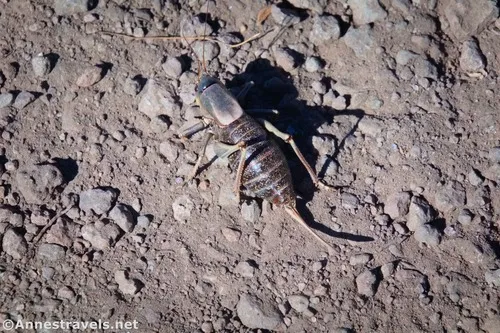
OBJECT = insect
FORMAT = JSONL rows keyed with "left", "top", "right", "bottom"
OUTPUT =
{"left": 108, "top": 4, "right": 343, "bottom": 251}
{"left": 180, "top": 77, "right": 336, "bottom": 252}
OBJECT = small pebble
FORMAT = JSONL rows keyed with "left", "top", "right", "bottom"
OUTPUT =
{"left": 13, "top": 91, "right": 36, "bottom": 109}
{"left": 460, "top": 38, "right": 486, "bottom": 73}
{"left": 222, "top": 227, "right": 241, "bottom": 242}
{"left": 414, "top": 224, "right": 441, "bottom": 246}
{"left": 162, "top": 57, "right": 185, "bottom": 79}
{"left": 304, "top": 56, "right": 323, "bottom": 73}
{"left": 0, "top": 93, "right": 14, "bottom": 108}
{"left": 457, "top": 209, "right": 473, "bottom": 225}
{"left": 355, "top": 269, "right": 378, "bottom": 297}
{"left": 349, "top": 253, "right": 373, "bottom": 266}
{"left": 274, "top": 47, "right": 298, "bottom": 72}
{"left": 468, "top": 168, "right": 483, "bottom": 186}
{"left": 234, "top": 260, "right": 256, "bottom": 278}
{"left": 288, "top": 295, "right": 309, "bottom": 313}
{"left": 76, "top": 65, "right": 105, "bottom": 87}
{"left": 31, "top": 53, "right": 52, "bottom": 77}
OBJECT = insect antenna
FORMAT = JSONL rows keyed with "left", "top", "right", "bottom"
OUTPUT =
{"left": 201, "top": 0, "right": 211, "bottom": 75}
{"left": 180, "top": 17, "right": 203, "bottom": 84}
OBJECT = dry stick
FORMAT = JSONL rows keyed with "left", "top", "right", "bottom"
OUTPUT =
{"left": 100, "top": 30, "right": 273, "bottom": 49}
{"left": 32, "top": 203, "right": 76, "bottom": 244}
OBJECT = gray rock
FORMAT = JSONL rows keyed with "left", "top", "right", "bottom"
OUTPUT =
{"left": 16, "top": 164, "right": 64, "bottom": 204}
{"left": 201, "top": 322, "right": 214, "bottom": 333}
{"left": 457, "top": 209, "right": 473, "bottom": 225}
{"left": 312, "top": 136, "right": 335, "bottom": 155}
{"left": 159, "top": 140, "right": 181, "bottom": 162}
{"left": 109, "top": 203, "right": 135, "bottom": 232}
{"left": 304, "top": 56, "right": 323, "bottom": 73}
{"left": 172, "top": 195, "right": 194, "bottom": 222}
{"left": 54, "top": 0, "right": 94, "bottom": 15}
{"left": 138, "top": 79, "right": 180, "bottom": 119}
{"left": 237, "top": 294, "right": 282, "bottom": 330}
{"left": 123, "top": 76, "right": 142, "bottom": 96}
{"left": 0, "top": 206, "right": 16, "bottom": 224}
{"left": 365, "top": 96, "right": 384, "bottom": 110}
{"left": 343, "top": 25, "right": 374, "bottom": 58}
{"left": 0, "top": 93, "right": 14, "bottom": 108}
{"left": 274, "top": 47, "right": 298, "bottom": 72}
{"left": 221, "top": 227, "right": 241, "bottom": 242}
{"left": 484, "top": 316, "right": 500, "bottom": 333}
{"left": 394, "top": 222, "right": 408, "bottom": 234}
{"left": 241, "top": 200, "right": 261, "bottom": 223}
{"left": 149, "top": 115, "right": 171, "bottom": 133}
{"left": 31, "top": 54, "right": 52, "bottom": 77}
{"left": 32, "top": 299, "right": 62, "bottom": 313}
{"left": 484, "top": 163, "right": 500, "bottom": 181}
{"left": 460, "top": 39, "right": 486, "bottom": 73}
{"left": 485, "top": 269, "right": 500, "bottom": 287}
{"left": 449, "top": 238, "right": 497, "bottom": 265}
{"left": 234, "top": 260, "right": 256, "bottom": 278}
{"left": 341, "top": 192, "right": 360, "bottom": 209}
{"left": 358, "top": 117, "right": 383, "bottom": 137}
{"left": 41, "top": 267, "right": 55, "bottom": 280}
{"left": 13, "top": 91, "right": 36, "bottom": 109}
{"left": 349, "top": 253, "right": 373, "bottom": 266}
{"left": 468, "top": 168, "right": 484, "bottom": 186}
{"left": 407, "top": 196, "right": 435, "bottom": 231}
{"left": 311, "top": 81, "right": 327, "bottom": 94}
{"left": 444, "top": 0, "right": 499, "bottom": 40}
{"left": 271, "top": 5, "right": 301, "bottom": 26}
{"left": 396, "top": 50, "right": 418, "bottom": 66}
{"left": 115, "top": 270, "right": 142, "bottom": 295}
{"left": 57, "top": 286, "right": 75, "bottom": 299}
{"left": 331, "top": 95, "right": 347, "bottom": 109}
{"left": 414, "top": 224, "right": 441, "bottom": 246}
{"left": 192, "top": 41, "right": 219, "bottom": 62}
{"left": 488, "top": 147, "right": 500, "bottom": 162}
{"left": 434, "top": 181, "right": 466, "bottom": 213}
{"left": 76, "top": 66, "right": 105, "bottom": 87}
{"left": 356, "top": 269, "right": 378, "bottom": 297}
{"left": 392, "top": 0, "right": 411, "bottom": 13}
{"left": 381, "top": 262, "right": 395, "bottom": 278}
{"left": 81, "top": 223, "right": 121, "bottom": 250}
{"left": 310, "top": 15, "right": 341, "bottom": 43}
{"left": 288, "top": 295, "right": 309, "bottom": 313}
{"left": 79, "top": 188, "right": 117, "bottom": 215}
{"left": 162, "top": 57, "right": 185, "bottom": 79}
{"left": 288, "top": 0, "right": 326, "bottom": 13}
{"left": 136, "top": 215, "right": 152, "bottom": 229}
{"left": 413, "top": 57, "right": 438, "bottom": 79}
{"left": 385, "top": 191, "right": 411, "bottom": 219}
{"left": 349, "top": 0, "right": 388, "bottom": 25}
{"left": 38, "top": 243, "right": 66, "bottom": 261}
{"left": 331, "top": 328, "right": 353, "bottom": 333}
{"left": 2, "top": 228, "right": 28, "bottom": 259}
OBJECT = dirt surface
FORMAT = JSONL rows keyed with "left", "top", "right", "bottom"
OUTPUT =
{"left": 0, "top": 0, "right": 499, "bottom": 332}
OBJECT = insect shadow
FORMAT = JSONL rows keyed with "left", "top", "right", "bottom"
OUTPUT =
{"left": 223, "top": 58, "right": 373, "bottom": 243}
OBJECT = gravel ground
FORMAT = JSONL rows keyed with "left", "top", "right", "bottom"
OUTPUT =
{"left": 0, "top": 0, "right": 499, "bottom": 332}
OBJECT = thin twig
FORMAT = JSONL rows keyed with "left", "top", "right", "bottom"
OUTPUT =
{"left": 32, "top": 203, "right": 76, "bottom": 244}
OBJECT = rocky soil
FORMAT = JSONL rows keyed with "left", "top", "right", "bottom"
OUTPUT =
{"left": 0, "top": 0, "right": 499, "bottom": 332}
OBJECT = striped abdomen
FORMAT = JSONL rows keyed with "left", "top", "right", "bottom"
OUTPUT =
{"left": 216, "top": 114, "right": 296, "bottom": 206}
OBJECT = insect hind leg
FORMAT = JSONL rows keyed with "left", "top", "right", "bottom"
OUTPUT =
{"left": 212, "top": 140, "right": 247, "bottom": 203}
{"left": 257, "top": 118, "right": 334, "bottom": 191}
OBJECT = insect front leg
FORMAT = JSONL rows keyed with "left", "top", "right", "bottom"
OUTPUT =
{"left": 178, "top": 120, "right": 208, "bottom": 139}
{"left": 212, "top": 140, "right": 247, "bottom": 203}
{"left": 183, "top": 132, "right": 214, "bottom": 186}
{"left": 257, "top": 118, "right": 334, "bottom": 190}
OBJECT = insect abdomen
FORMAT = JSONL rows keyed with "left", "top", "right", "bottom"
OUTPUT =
{"left": 218, "top": 114, "right": 296, "bottom": 206}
